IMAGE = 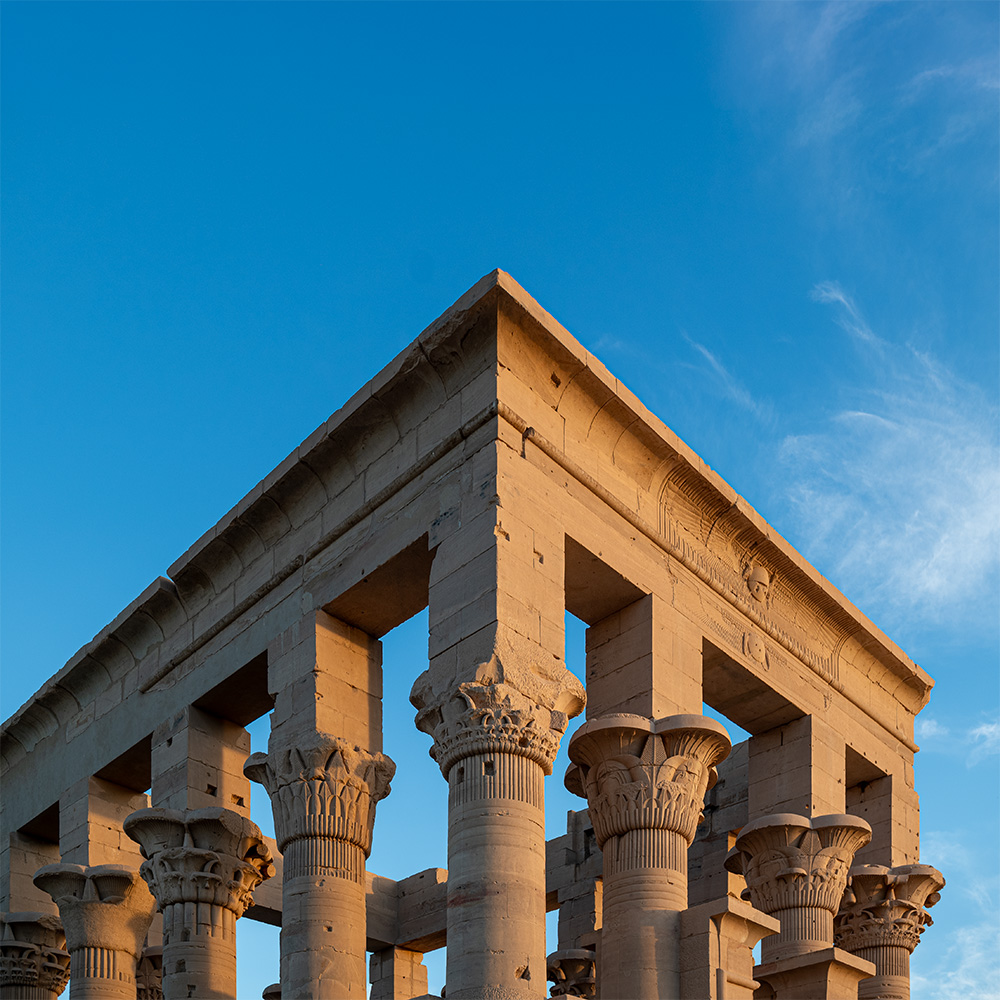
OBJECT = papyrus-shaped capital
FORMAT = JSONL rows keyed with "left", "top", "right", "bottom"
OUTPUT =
{"left": 124, "top": 807, "right": 274, "bottom": 917}
{"left": 566, "top": 713, "right": 731, "bottom": 848}
{"left": 32, "top": 863, "right": 156, "bottom": 959}
{"left": 244, "top": 732, "right": 395, "bottom": 857}
{"left": 410, "top": 648, "right": 585, "bottom": 777}
{"left": 835, "top": 863, "right": 945, "bottom": 954}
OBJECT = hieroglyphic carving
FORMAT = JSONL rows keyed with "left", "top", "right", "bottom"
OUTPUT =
{"left": 124, "top": 807, "right": 274, "bottom": 919}
{"left": 546, "top": 949, "right": 596, "bottom": 998}
{"left": 244, "top": 733, "right": 395, "bottom": 862}
{"left": 410, "top": 650, "right": 586, "bottom": 778}
{"left": 0, "top": 912, "right": 71, "bottom": 997}
{"left": 835, "top": 864, "right": 944, "bottom": 956}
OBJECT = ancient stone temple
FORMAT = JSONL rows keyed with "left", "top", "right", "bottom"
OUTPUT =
{"left": 1, "top": 271, "right": 943, "bottom": 1000}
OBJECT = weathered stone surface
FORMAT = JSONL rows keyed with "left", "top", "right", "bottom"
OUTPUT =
{"left": 0, "top": 912, "right": 70, "bottom": 999}
{"left": 33, "top": 864, "right": 155, "bottom": 1000}
{"left": 124, "top": 808, "right": 272, "bottom": 1000}
{"left": 835, "top": 863, "right": 944, "bottom": 1000}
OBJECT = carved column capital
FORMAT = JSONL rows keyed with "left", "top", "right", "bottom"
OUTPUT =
{"left": 410, "top": 650, "right": 586, "bottom": 778}
{"left": 725, "top": 813, "right": 871, "bottom": 963}
{"left": 244, "top": 731, "right": 394, "bottom": 858}
{"left": 546, "top": 949, "right": 596, "bottom": 998}
{"left": 566, "top": 714, "right": 731, "bottom": 849}
{"left": 726, "top": 814, "right": 873, "bottom": 915}
{"left": 136, "top": 946, "right": 164, "bottom": 1000}
{"left": 124, "top": 806, "right": 274, "bottom": 918}
{"left": 0, "top": 912, "right": 71, "bottom": 998}
{"left": 835, "top": 864, "right": 945, "bottom": 954}
{"left": 32, "top": 863, "right": 156, "bottom": 960}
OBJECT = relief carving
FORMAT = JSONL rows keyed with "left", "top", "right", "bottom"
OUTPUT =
{"left": 244, "top": 733, "right": 395, "bottom": 857}
{"left": 410, "top": 648, "right": 585, "bottom": 778}
{"left": 124, "top": 807, "right": 274, "bottom": 918}
{"left": 0, "top": 912, "right": 71, "bottom": 997}
{"left": 725, "top": 813, "right": 872, "bottom": 916}
{"left": 566, "top": 714, "right": 731, "bottom": 848}
{"left": 835, "top": 864, "right": 945, "bottom": 955}
{"left": 744, "top": 563, "right": 772, "bottom": 606}
{"left": 136, "top": 946, "right": 164, "bottom": 1000}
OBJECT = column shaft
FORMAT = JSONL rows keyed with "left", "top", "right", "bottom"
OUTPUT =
{"left": 446, "top": 751, "right": 545, "bottom": 1000}
{"left": 160, "top": 902, "right": 236, "bottom": 1000}
{"left": 280, "top": 843, "right": 367, "bottom": 998}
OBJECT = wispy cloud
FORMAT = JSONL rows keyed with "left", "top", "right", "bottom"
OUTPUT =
{"left": 809, "top": 281, "right": 882, "bottom": 346}
{"left": 778, "top": 285, "right": 1000, "bottom": 627}
{"left": 911, "top": 829, "right": 1000, "bottom": 997}
{"left": 911, "top": 922, "right": 1000, "bottom": 1000}
{"left": 680, "top": 332, "right": 774, "bottom": 424}
{"left": 916, "top": 716, "right": 949, "bottom": 741}
{"left": 968, "top": 720, "right": 1000, "bottom": 767}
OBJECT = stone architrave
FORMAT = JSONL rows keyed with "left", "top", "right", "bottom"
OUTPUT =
{"left": 565, "top": 713, "right": 731, "bottom": 1000}
{"left": 123, "top": 807, "right": 273, "bottom": 1000}
{"left": 835, "top": 864, "right": 944, "bottom": 1000}
{"left": 135, "top": 947, "right": 163, "bottom": 1000}
{"left": 0, "top": 912, "right": 71, "bottom": 1000}
{"left": 32, "top": 864, "right": 155, "bottom": 1000}
{"left": 545, "top": 949, "right": 596, "bottom": 998}
{"left": 725, "top": 813, "right": 875, "bottom": 999}
{"left": 244, "top": 732, "right": 394, "bottom": 1000}
{"left": 410, "top": 648, "right": 586, "bottom": 1000}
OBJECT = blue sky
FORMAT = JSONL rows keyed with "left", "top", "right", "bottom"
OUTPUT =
{"left": 2, "top": 3, "right": 997, "bottom": 997}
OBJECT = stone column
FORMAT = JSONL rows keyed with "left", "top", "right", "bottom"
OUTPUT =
{"left": 32, "top": 865, "right": 155, "bottom": 1000}
{"left": 135, "top": 948, "right": 162, "bottom": 1000}
{"left": 545, "top": 950, "right": 596, "bottom": 998}
{"left": 123, "top": 807, "right": 273, "bottom": 1000}
{"left": 724, "top": 813, "right": 875, "bottom": 999}
{"left": 835, "top": 864, "right": 944, "bottom": 1000}
{"left": 0, "top": 912, "right": 70, "bottom": 1000}
{"left": 565, "top": 713, "right": 731, "bottom": 1000}
{"left": 411, "top": 649, "right": 586, "bottom": 1000}
{"left": 244, "top": 733, "right": 394, "bottom": 1000}
{"left": 369, "top": 947, "right": 429, "bottom": 1000}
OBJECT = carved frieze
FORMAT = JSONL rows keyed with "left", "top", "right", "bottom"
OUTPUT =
{"left": 566, "top": 714, "right": 731, "bottom": 849}
{"left": 244, "top": 732, "right": 395, "bottom": 858}
{"left": 835, "top": 864, "right": 944, "bottom": 955}
{"left": 0, "top": 911, "right": 71, "bottom": 997}
{"left": 410, "top": 649, "right": 586, "bottom": 778}
{"left": 725, "top": 813, "right": 872, "bottom": 916}
{"left": 124, "top": 807, "right": 274, "bottom": 918}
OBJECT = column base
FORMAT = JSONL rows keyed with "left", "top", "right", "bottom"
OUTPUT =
{"left": 754, "top": 948, "right": 875, "bottom": 1000}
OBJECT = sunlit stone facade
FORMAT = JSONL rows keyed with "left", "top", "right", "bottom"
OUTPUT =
{"left": 1, "top": 272, "right": 941, "bottom": 999}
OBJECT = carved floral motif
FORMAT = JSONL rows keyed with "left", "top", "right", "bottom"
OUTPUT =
{"left": 0, "top": 911, "right": 71, "bottom": 996}
{"left": 546, "top": 949, "right": 596, "bottom": 998}
{"left": 124, "top": 807, "right": 274, "bottom": 918}
{"left": 136, "top": 946, "right": 164, "bottom": 1000}
{"left": 244, "top": 732, "right": 395, "bottom": 857}
{"left": 566, "top": 714, "right": 731, "bottom": 848}
{"left": 724, "top": 813, "right": 872, "bottom": 916}
{"left": 410, "top": 649, "right": 586, "bottom": 778}
{"left": 835, "top": 864, "right": 945, "bottom": 955}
